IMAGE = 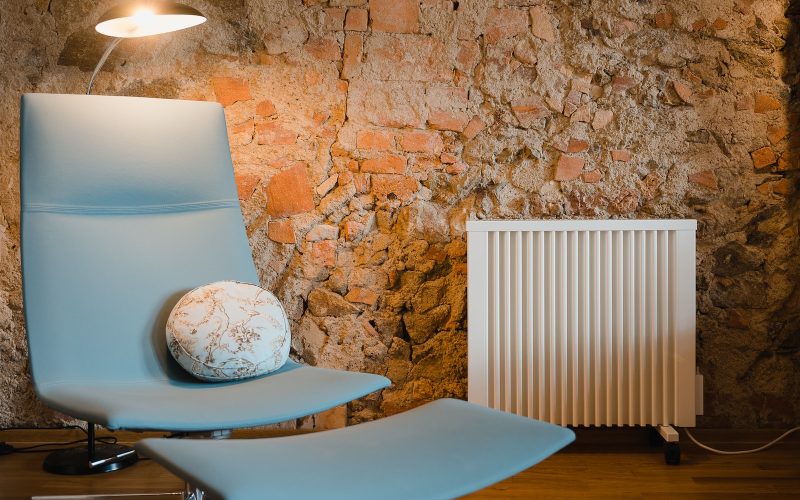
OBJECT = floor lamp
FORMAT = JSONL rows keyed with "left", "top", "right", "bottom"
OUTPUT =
{"left": 87, "top": 1, "right": 206, "bottom": 94}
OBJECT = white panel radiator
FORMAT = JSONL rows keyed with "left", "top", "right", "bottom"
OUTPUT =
{"left": 466, "top": 220, "right": 697, "bottom": 428}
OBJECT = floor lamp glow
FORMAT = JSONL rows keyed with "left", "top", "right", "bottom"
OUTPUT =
{"left": 87, "top": 1, "right": 206, "bottom": 94}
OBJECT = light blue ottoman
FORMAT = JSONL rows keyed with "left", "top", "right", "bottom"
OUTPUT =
{"left": 137, "top": 398, "right": 574, "bottom": 500}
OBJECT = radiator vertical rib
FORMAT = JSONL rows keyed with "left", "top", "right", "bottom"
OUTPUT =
{"left": 467, "top": 220, "right": 697, "bottom": 428}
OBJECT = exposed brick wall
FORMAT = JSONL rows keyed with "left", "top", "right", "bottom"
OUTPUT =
{"left": 0, "top": 0, "right": 798, "bottom": 428}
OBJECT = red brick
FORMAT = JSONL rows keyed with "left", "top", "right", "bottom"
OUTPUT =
{"left": 341, "top": 33, "right": 363, "bottom": 80}
{"left": 654, "top": 11, "right": 673, "bottom": 28}
{"left": 231, "top": 119, "right": 253, "bottom": 137}
{"left": 754, "top": 94, "right": 781, "bottom": 113}
{"left": 312, "top": 240, "right": 337, "bottom": 267}
{"left": 235, "top": 172, "right": 260, "bottom": 200}
{"left": 567, "top": 138, "right": 589, "bottom": 153}
{"left": 767, "top": 125, "right": 788, "bottom": 145}
{"left": 672, "top": 81, "right": 692, "bottom": 102}
{"left": 511, "top": 96, "right": 550, "bottom": 128}
{"left": 256, "top": 100, "right": 277, "bottom": 117}
{"left": 267, "top": 163, "right": 315, "bottom": 217}
{"left": 611, "top": 76, "right": 636, "bottom": 92}
{"left": 428, "top": 110, "right": 470, "bottom": 132}
{"left": 446, "top": 162, "right": 468, "bottom": 174}
{"left": 440, "top": 152, "right": 458, "bottom": 164}
{"left": 356, "top": 129, "right": 393, "bottom": 150}
{"left": 484, "top": 8, "right": 529, "bottom": 44}
{"left": 324, "top": 7, "right": 346, "bottom": 30}
{"left": 412, "top": 157, "right": 440, "bottom": 174}
{"left": 530, "top": 6, "right": 556, "bottom": 42}
{"left": 211, "top": 77, "right": 251, "bottom": 107}
{"left": 462, "top": 115, "right": 486, "bottom": 140}
{"left": 399, "top": 130, "right": 444, "bottom": 153}
{"left": 362, "top": 155, "right": 407, "bottom": 174}
{"left": 777, "top": 153, "right": 798, "bottom": 172}
{"left": 268, "top": 220, "right": 296, "bottom": 244}
{"left": 371, "top": 175, "right": 418, "bottom": 201}
{"left": 563, "top": 90, "right": 582, "bottom": 116}
{"left": 345, "top": 287, "right": 379, "bottom": 305}
{"left": 456, "top": 41, "right": 481, "bottom": 73}
{"left": 711, "top": 17, "right": 728, "bottom": 31}
{"left": 345, "top": 8, "right": 368, "bottom": 31}
{"left": 370, "top": 0, "right": 418, "bottom": 33}
{"left": 611, "top": 149, "right": 631, "bottom": 162}
{"left": 688, "top": 170, "right": 718, "bottom": 189}
{"left": 751, "top": 147, "right": 776, "bottom": 169}
{"left": 305, "top": 36, "right": 341, "bottom": 61}
{"left": 582, "top": 169, "right": 602, "bottom": 183}
{"left": 554, "top": 155, "right": 585, "bottom": 181}
{"left": 338, "top": 170, "right": 354, "bottom": 185}
{"left": 256, "top": 121, "right": 297, "bottom": 146}
{"left": 772, "top": 178, "right": 794, "bottom": 196}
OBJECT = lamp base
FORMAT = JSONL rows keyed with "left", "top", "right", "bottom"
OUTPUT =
{"left": 43, "top": 443, "right": 138, "bottom": 475}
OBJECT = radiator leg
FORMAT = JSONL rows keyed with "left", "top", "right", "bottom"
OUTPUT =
{"left": 657, "top": 425, "right": 681, "bottom": 465}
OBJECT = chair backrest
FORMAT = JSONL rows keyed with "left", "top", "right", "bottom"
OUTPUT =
{"left": 20, "top": 93, "right": 259, "bottom": 388}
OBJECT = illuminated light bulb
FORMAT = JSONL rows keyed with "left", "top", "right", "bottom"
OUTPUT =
{"left": 129, "top": 8, "right": 156, "bottom": 35}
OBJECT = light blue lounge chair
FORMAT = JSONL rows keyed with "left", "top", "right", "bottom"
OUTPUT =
{"left": 20, "top": 93, "right": 574, "bottom": 494}
{"left": 20, "top": 93, "right": 389, "bottom": 473}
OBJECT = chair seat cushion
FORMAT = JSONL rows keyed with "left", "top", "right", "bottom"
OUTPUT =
{"left": 166, "top": 281, "right": 290, "bottom": 381}
{"left": 136, "top": 398, "right": 575, "bottom": 500}
{"left": 36, "top": 361, "right": 390, "bottom": 431}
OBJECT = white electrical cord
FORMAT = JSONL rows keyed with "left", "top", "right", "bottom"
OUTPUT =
{"left": 684, "top": 426, "right": 800, "bottom": 455}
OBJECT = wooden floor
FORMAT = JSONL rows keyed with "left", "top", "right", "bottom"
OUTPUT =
{"left": 0, "top": 428, "right": 797, "bottom": 499}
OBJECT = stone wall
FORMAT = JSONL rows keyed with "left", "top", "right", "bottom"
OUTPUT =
{"left": 1, "top": 0, "right": 798, "bottom": 428}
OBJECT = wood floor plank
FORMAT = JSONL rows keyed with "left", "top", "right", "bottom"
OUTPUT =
{"left": 0, "top": 431, "right": 797, "bottom": 499}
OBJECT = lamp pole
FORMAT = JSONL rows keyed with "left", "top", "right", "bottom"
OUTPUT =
{"left": 87, "top": 37, "right": 122, "bottom": 95}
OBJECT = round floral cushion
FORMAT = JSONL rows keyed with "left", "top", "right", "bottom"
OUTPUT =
{"left": 166, "top": 281, "right": 290, "bottom": 382}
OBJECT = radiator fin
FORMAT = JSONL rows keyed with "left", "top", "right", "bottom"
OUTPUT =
{"left": 481, "top": 227, "right": 692, "bottom": 427}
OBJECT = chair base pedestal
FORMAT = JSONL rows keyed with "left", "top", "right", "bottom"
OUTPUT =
{"left": 43, "top": 443, "right": 138, "bottom": 475}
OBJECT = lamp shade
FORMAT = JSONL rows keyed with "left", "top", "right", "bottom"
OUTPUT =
{"left": 95, "top": 1, "right": 206, "bottom": 38}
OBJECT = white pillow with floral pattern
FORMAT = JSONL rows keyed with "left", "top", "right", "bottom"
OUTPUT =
{"left": 166, "top": 281, "right": 290, "bottom": 382}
